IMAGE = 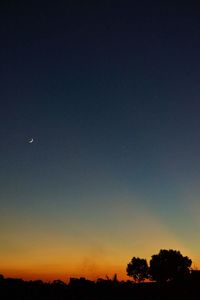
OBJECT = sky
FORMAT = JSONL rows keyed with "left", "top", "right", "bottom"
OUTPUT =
{"left": 1, "top": 0, "right": 200, "bottom": 281}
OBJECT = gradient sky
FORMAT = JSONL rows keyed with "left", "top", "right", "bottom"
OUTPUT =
{"left": 1, "top": 0, "right": 200, "bottom": 281}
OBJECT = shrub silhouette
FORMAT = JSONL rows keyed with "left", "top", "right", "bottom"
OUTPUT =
{"left": 127, "top": 257, "right": 149, "bottom": 282}
{"left": 149, "top": 249, "right": 192, "bottom": 282}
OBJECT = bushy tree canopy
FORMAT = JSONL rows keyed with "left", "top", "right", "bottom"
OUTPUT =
{"left": 126, "top": 257, "right": 149, "bottom": 282}
{"left": 149, "top": 249, "right": 192, "bottom": 282}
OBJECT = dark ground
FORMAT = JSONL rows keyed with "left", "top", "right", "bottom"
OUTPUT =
{"left": 0, "top": 275, "right": 200, "bottom": 300}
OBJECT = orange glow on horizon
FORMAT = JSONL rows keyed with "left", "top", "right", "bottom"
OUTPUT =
{"left": 1, "top": 260, "right": 200, "bottom": 283}
{"left": 0, "top": 266, "right": 129, "bottom": 282}
{"left": 1, "top": 194, "right": 199, "bottom": 283}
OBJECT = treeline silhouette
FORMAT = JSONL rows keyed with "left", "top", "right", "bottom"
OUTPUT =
{"left": 127, "top": 249, "right": 192, "bottom": 282}
{"left": 1, "top": 249, "right": 200, "bottom": 300}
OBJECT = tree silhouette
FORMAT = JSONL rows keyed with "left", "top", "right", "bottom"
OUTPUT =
{"left": 149, "top": 249, "right": 192, "bottom": 282}
{"left": 126, "top": 257, "right": 149, "bottom": 282}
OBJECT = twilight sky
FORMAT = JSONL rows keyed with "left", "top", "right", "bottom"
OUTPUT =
{"left": 1, "top": 1, "right": 200, "bottom": 281}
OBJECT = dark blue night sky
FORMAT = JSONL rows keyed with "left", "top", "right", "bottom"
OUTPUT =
{"left": 1, "top": 1, "right": 200, "bottom": 280}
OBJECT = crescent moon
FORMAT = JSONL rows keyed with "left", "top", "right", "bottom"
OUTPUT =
{"left": 29, "top": 138, "right": 34, "bottom": 143}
